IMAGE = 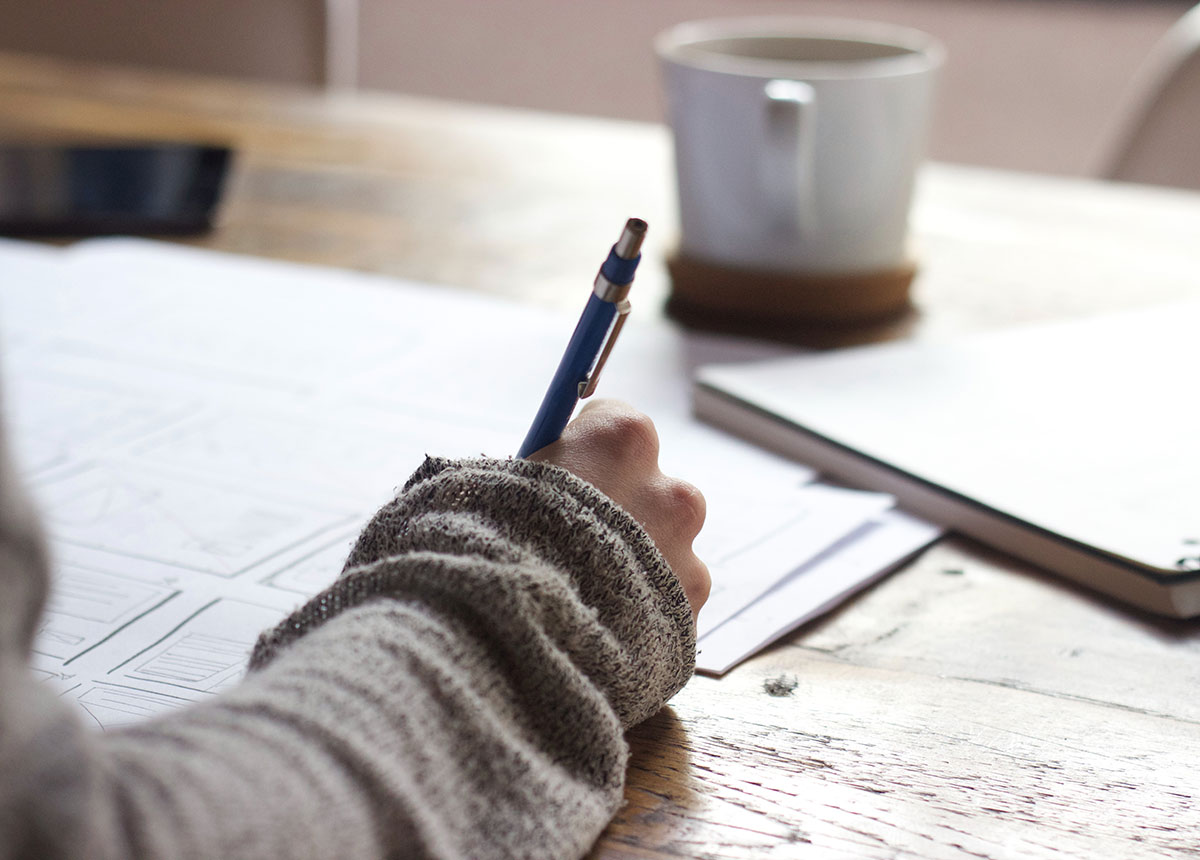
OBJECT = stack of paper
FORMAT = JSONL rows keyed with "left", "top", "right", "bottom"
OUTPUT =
{"left": 0, "top": 238, "right": 939, "bottom": 727}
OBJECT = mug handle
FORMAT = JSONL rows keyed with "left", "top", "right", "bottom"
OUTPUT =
{"left": 763, "top": 79, "right": 817, "bottom": 239}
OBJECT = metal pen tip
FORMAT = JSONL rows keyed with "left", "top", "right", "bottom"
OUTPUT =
{"left": 614, "top": 218, "right": 648, "bottom": 260}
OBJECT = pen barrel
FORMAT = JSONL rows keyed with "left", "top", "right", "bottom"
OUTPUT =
{"left": 517, "top": 294, "right": 618, "bottom": 458}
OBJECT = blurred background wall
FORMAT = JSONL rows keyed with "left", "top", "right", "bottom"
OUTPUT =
{"left": 0, "top": 0, "right": 1192, "bottom": 176}
{"left": 0, "top": 0, "right": 331, "bottom": 85}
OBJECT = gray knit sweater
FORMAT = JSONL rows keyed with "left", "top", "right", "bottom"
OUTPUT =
{"left": 0, "top": 452, "right": 696, "bottom": 859}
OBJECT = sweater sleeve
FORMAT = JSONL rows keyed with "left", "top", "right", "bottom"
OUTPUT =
{"left": 1, "top": 456, "right": 696, "bottom": 860}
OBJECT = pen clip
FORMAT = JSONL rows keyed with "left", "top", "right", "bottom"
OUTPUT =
{"left": 578, "top": 299, "right": 631, "bottom": 398}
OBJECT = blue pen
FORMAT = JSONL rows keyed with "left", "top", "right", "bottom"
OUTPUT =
{"left": 517, "top": 217, "right": 647, "bottom": 457}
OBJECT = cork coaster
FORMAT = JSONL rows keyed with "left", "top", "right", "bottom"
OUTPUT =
{"left": 666, "top": 251, "right": 918, "bottom": 335}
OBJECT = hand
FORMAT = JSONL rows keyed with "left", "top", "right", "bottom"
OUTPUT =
{"left": 528, "top": 399, "right": 710, "bottom": 622}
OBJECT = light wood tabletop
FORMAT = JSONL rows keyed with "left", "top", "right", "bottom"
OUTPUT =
{"left": 3, "top": 53, "right": 1199, "bottom": 859}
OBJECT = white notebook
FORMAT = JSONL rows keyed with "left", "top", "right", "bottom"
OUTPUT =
{"left": 695, "top": 300, "right": 1200, "bottom": 618}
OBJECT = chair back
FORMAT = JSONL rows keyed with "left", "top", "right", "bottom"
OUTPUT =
{"left": 1102, "top": 4, "right": 1200, "bottom": 189}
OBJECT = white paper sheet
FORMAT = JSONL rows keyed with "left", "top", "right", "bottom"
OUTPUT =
{"left": 696, "top": 510, "right": 943, "bottom": 674}
{"left": 696, "top": 484, "right": 895, "bottom": 638}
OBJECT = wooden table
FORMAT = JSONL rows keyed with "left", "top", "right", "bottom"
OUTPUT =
{"left": 3, "top": 53, "right": 1199, "bottom": 859}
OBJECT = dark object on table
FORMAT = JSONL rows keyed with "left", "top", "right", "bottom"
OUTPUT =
{"left": 0, "top": 142, "right": 231, "bottom": 237}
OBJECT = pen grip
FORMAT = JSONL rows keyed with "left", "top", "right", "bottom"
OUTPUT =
{"left": 518, "top": 294, "right": 617, "bottom": 458}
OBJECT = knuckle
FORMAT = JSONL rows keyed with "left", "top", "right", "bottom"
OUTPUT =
{"left": 682, "top": 559, "right": 712, "bottom": 609}
{"left": 596, "top": 409, "right": 659, "bottom": 464}
{"left": 663, "top": 478, "right": 706, "bottom": 534}
{"left": 691, "top": 563, "right": 712, "bottom": 605}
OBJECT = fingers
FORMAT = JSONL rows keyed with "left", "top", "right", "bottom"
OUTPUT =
{"left": 676, "top": 555, "right": 712, "bottom": 623}
{"left": 571, "top": 398, "right": 661, "bottom": 471}
{"left": 528, "top": 399, "right": 711, "bottom": 621}
{"left": 528, "top": 400, "right": 657, "bottom": 500}
{"left": 642, "top": 474, "right": 710, "bottom": 622}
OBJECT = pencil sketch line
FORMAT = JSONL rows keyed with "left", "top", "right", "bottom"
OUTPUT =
{"left": 107, "top": 598, "right": 220, "bottom": 675}
{"left": 63, "top": 590, "right": 181, "bottom": 666}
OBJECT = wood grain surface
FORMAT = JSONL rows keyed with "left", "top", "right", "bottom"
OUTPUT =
{"left": 3, "top": 52, "right": 1199, "bottom": 859}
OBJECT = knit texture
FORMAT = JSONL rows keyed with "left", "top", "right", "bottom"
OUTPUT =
{"left": 0, "top": 455, "right": 696, "bottom": 860}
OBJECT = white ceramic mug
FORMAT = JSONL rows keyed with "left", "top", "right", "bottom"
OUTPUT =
{"left": 657, "top": 18, "right": 944, "bottom": 274}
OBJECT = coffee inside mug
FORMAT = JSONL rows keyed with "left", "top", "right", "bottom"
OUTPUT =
{"left": 687, "top": 37, "right": 914, "bottom": 63}
{"left": 663, "top": 23, "right": 941, "bottom": 78}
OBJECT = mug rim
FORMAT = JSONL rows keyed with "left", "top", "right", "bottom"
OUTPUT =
{"left": 655, "top": 17, "right": 945, "bottom": 80}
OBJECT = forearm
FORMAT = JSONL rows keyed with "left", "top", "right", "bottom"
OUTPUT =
{"left": 260, "top": 456, "right": 696, "bottom": 728}
{"left": 3, "top": 457, "right": 695, "bottom": 860}
{"left": 103, "top": 594, "right": 622, "bottom": 859}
